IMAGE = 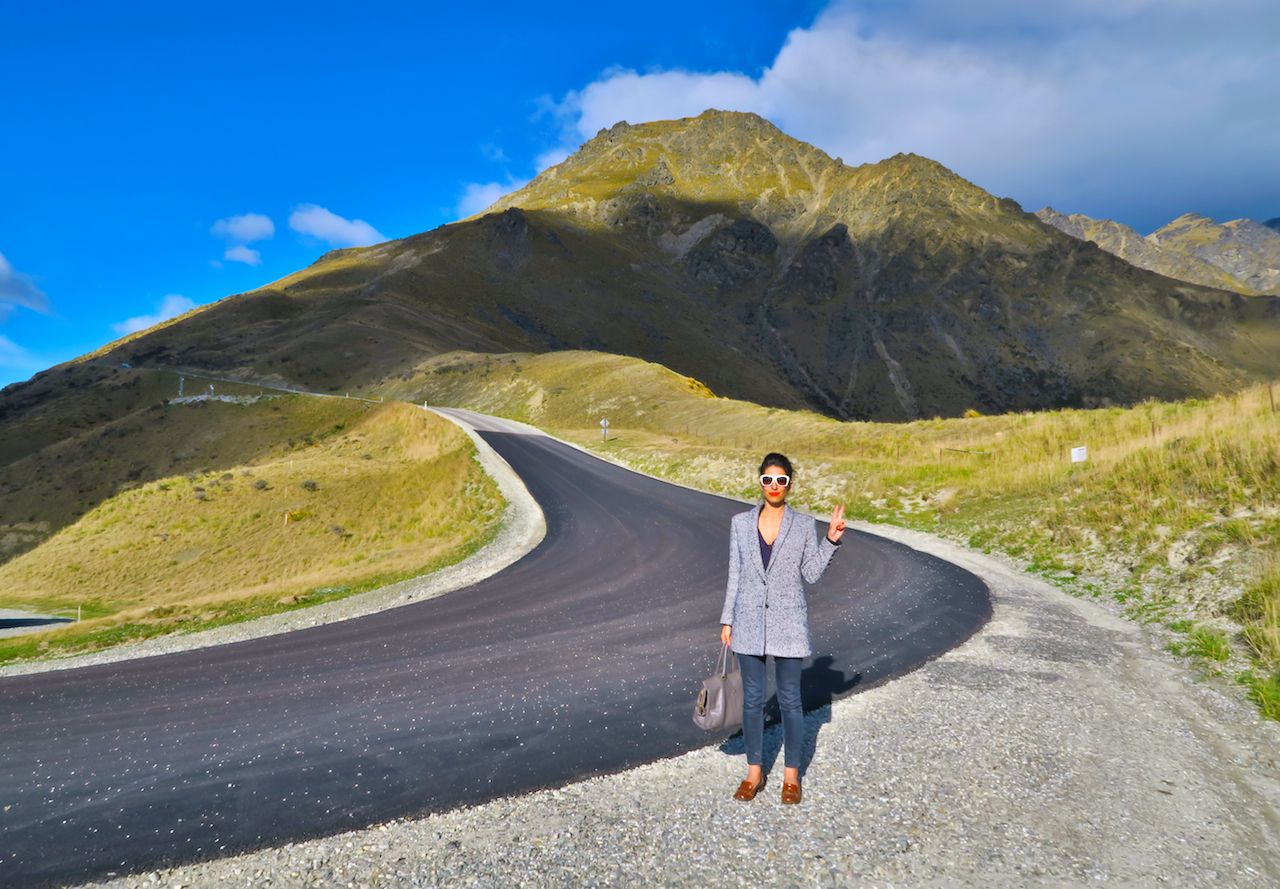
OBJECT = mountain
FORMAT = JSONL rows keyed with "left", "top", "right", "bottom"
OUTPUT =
{"left": 1035, "top": 208, "right": 1251, "bottom": 293}
{"left": 1148, "top": 213, "right": 1280, "bottom": 295}
{"left": 6, "top": 110, "right": 1280, "bottom": 441}
{"left": 1265, "top": 218, "right": 1280, "bottom": 233}
{"left": 1038, "top": 208, "right": 1280, "bottom": 296}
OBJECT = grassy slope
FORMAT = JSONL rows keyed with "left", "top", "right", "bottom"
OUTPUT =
{"left": 383, "top": 350, "right": 1280, "bottom": 718}
{"left": 1, "top": 375, "right": 334, "bottom": 559}
{"left": 0, "top": 397, "right": 502, "bottom": 664}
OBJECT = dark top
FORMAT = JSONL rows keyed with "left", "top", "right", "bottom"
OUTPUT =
{"left": 758, "top": 528, "right": 773, "bottom": 571}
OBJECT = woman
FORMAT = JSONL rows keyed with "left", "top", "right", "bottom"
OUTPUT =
{"left": 719, "top": 452, "right": 845, "bottom": 804}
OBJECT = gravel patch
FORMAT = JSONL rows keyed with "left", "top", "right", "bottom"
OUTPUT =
{"left": 70, "top": 524, "right": 1280, "bottom": 888}
{"left": 0, "top": 409, "right": 545, "bottom": 679}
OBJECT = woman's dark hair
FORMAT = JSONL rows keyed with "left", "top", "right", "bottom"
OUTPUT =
{"left": 758, "top": 452, "right": 793, "bottom": 477}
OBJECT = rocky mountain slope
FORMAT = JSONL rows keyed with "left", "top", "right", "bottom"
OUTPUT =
{"left": 5, "top": 111, "right": 1280, "bottom": 443}
{"left": 1035, "top": 208, "right": 1251, "bottom": 293}
{"left": 1149, "top": 213, "right": 1280, "bottom": 295}
{"left": 1038, "top": 208, "right": 1280, "bottom": 296}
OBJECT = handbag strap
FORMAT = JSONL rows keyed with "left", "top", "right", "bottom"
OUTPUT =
{"left": 714, "top": 642, "right": 737, "bottom": 678}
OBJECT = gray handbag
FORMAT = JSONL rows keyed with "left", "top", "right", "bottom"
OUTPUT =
{"left": 693, "top": 643, "right": 743, "bottom": 730}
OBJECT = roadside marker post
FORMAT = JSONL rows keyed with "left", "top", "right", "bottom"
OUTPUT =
{"left": 601, "top": 417, "right": 609, "bottom": 441}
{"left": 1071, "top": 446, "right": 1088, "bottom": 463}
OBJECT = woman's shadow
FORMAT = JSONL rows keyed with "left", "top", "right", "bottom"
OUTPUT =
{"left": 719, "top": 655, "right": 861, "bottom": 777}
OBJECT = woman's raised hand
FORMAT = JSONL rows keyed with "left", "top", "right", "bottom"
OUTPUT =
{"left": 827, "top": 504, "right": 847, "bottom": 543}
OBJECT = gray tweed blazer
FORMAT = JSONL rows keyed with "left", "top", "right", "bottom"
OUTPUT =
{"left": 719, "top": 504, "right": 839, "bottom": 658}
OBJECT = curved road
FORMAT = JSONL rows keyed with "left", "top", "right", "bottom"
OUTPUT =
{"left": 0, "top": 414, "right": 990, "bottom": 887}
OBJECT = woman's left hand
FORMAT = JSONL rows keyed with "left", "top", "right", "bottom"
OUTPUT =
{"left": 827, "top": 504, "right": 846, "bottom": 544}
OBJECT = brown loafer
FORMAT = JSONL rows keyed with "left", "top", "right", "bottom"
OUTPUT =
{"left": 781, "top": 782, "right": 802, "bottom": 804}
{"left": 733, "top": 779, "right": 764, "bottom": 801}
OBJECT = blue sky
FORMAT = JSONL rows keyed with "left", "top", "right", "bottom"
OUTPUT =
{"left": 3, "top": 0, "right": 1278, "bottom": 389}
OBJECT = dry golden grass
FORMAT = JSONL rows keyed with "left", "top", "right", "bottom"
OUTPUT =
{"left": 1, "top": 383, "right": 349, "bottom": 554}
{"left": 0, "top": 400, "right": 501, "bottom": 653}
{"left": 394, "top": 351, "right": 1280, "bottom": 539}
{"left": 1235, "top": 557, "right": 1280, "bottom": 667}
{"left": 390, "top": 349, "right": 1280, "bottom": 713}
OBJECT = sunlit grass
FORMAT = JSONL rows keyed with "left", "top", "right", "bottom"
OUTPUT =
{"left": 1169, "top": 625, "right": 1232, "bottom": 664}
{"left": 1233, "top": 559, "right": 1280, "bottom": 667}
{"left": 388, "top": 349, "right": 1280, "bottom": 718}
{"left": 0, "top": 401, "right": 502, "bottom": 664}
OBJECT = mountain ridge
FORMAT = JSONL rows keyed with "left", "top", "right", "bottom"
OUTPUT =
{"left": 1038, "top": 207, "right": 1280, "bottom": 296}
{"left": 1035, "top": 207, "right": 1251, "bottom": 293}
{"left": 1149, "top": 213, "right": 1280, "bottom": 295}
{"left": 5, "top": 110, "right": 1279, "bottom": 444}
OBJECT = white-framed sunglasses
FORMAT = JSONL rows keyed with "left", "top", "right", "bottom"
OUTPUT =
{"left": 760, "top": 474, "right": 790, "bottom": 488}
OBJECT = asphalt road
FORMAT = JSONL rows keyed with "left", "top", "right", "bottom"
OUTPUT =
{"left": 0, "top": 419, "right": 990, "bottom": 888}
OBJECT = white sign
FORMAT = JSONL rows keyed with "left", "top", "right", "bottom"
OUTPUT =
{"left": 1070, "top": 446, "right": 1088, "bottom": 463}
{"left": 600, "top": 418, "right": 609, "bottom": 428}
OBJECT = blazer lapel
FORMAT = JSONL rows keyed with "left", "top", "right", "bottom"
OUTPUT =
{"left": 747, "top": 504, "right": 766, "bottom": 580}
{"left": 764, "top": 505, "right": 795, "bottom": 578}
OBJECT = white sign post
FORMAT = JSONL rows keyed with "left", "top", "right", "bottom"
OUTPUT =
{"left": 1070, "top": 446, "right": 1088, "bottom": 463}
{"left": 600, "top": 418, "right": 609, "bottom": 441}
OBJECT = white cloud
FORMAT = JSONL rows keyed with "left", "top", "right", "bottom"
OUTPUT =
{"left": 0, "top": 251, "right": 53, "bottom": 320}
{"left": 111, "top": 294, "right": 198, "bottom": 336}
{"left": 541, "top": 0, "right": 1280, "bottom": 230}
{"left": 0, "top": 334, "right": 42, "bottom": 371}
{"left": 210, "top": 212, "right": 273, "bottom": 267}
{"left": 454, "top": 179, "right": 529, "bottom": 219}
{"left": 533, "top": 146, "right": 571, "bottom": 173}
{"left": 223, "top": 245, "right": 262, "bottom": 266}
{"left": 288, "top": 204, "right": 387, "bottom": 248}
{"left": 211, "top": 212, "right": 275, "bottom": 243}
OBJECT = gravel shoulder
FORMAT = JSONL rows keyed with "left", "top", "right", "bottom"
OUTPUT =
{"left": 72, "top": 522, "right": 1280, "bottom": 889}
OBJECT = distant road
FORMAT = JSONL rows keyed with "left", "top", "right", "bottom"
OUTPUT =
{"left": 0, "top": 410, "right": 990, "bottom": 888}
